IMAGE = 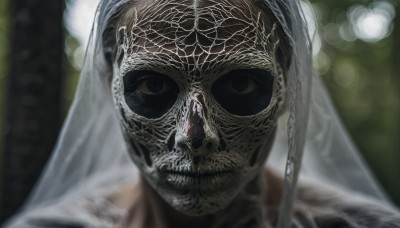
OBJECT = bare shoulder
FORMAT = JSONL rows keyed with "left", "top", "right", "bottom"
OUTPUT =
{"left": 263, "top": 168, "right": 400, "bottom": 227}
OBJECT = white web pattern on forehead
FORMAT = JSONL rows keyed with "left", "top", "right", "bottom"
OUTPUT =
{"left": 116, "top": 0, "right": 278, "bottom": 80}
{"left": 111, "top": 0, "right": 286, "bottom": 217}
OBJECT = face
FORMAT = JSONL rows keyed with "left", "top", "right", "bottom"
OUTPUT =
{"left": 111, "top": 0, "right": 285, "bottom": 215}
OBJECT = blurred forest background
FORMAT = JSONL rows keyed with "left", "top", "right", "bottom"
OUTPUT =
{"left": 0, "top": 0, "right": 399, "bottom": 222}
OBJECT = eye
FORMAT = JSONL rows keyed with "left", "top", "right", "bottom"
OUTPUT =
{"left": 124, "top": 71, "right": 173, "bottom": 96}
{"left": 211, "top": 69, "right": 275, "bottom": 116}
{"left": 137, "top": 77, "right": 171, "bottom": 95}
{"left": 228, "top": 76, "right": 256, "bottom": 94}
{"left": 123, "top": 70, "right": 179, "bottom": 118}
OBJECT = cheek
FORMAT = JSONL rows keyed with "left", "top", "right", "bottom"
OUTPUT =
{"left": 217, "top": 118, "right": 276, "bottom": 168}
{"left": 123, "top": 130, "right": 154, "bottom": 167}
{"left": 111, "top": 75, "right": 170, "bottom": 169}
{"left": 120, "top": 113, "right": 177, "bottom": 169}
{"left": 208, "top": 71, "right": 285, "bottom": 166}
{"left": 120, "top": 111, "right": 184, "bottom": 177}
{"left": 208, "top": 95, "right": 281, "bottom": 168}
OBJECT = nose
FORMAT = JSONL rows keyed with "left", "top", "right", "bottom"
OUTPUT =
{"left": 176, "top": 94, "right": 219, "bottom": 155}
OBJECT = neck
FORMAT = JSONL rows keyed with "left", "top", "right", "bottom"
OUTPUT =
{"left": 141, "top": 173, "right": 267, "bottom": 228}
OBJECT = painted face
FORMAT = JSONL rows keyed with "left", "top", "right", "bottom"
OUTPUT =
{"left": 111, "top": 0, "right": 285, "bottom": 215}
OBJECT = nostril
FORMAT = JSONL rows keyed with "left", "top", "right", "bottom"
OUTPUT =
{"left": 177, "top": 140, "right": 189, "bottom": 151}
{"left": 193, "top": 156, "right": 200, "bottom": 165}
{"left": 191, "top": 137, "right": 203, "bottom": 149}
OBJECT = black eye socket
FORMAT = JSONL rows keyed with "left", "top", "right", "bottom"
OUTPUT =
{"left": 123, "top": 70, "right": 179, "bottom": 118}
{"left": 211, "top": 69, "right": 275, "bottom": 116}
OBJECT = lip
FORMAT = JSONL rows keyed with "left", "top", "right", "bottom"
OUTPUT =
{"left": 162, "top": 168, "right": 235, "bottom": 190}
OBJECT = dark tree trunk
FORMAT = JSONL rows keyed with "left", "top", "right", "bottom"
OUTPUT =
{"left": 391, "top": 2, "right": 400, "bottom": 206}
{"left": 1, "top": 0, "right": 64, "bottom": 222}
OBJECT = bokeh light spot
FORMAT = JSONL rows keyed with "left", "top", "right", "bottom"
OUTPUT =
{"left": 348, "top": 1, "right": 395, "bottom": 43}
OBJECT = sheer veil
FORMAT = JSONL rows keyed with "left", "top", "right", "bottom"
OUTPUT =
{"left": 5, "top": 0, "right": 396, "bottom": 227}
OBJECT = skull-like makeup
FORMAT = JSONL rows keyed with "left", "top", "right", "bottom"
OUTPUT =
{"left": 111, "top": 0, "right": 286, "bottom": 215}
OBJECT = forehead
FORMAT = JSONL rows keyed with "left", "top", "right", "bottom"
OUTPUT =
{"left": 121, "top": 0, "right": 270, "bottom": 29}
{"left": 118, "top": 0, "right": 277, "bottom": 76}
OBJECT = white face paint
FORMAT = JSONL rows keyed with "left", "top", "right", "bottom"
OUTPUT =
{"left": 111, "top": 0, "right": 285, "bottom": 215}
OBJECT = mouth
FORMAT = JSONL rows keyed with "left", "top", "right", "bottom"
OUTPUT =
{"left": 161, "top": 168, "right": 235, "bottom": 190}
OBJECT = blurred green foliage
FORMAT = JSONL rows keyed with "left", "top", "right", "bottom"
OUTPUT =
{"left": 309, "top": 0, "right": 400, "bottom": 204}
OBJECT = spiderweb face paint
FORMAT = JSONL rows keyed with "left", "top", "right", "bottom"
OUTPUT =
{"left": 111, "top": 0, "right": 285, "bottom": 215}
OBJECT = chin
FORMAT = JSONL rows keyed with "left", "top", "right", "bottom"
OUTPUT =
{"left": 159, "top": 184, "right": 243, "bottom": 216}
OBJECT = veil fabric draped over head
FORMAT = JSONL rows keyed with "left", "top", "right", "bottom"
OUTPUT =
{"left": 5, "top": 0, "right": 395, "bottom": 227}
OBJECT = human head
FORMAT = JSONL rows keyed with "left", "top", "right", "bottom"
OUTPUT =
{"left": 102, "top": 0, "right": 291, "bottom": 216}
